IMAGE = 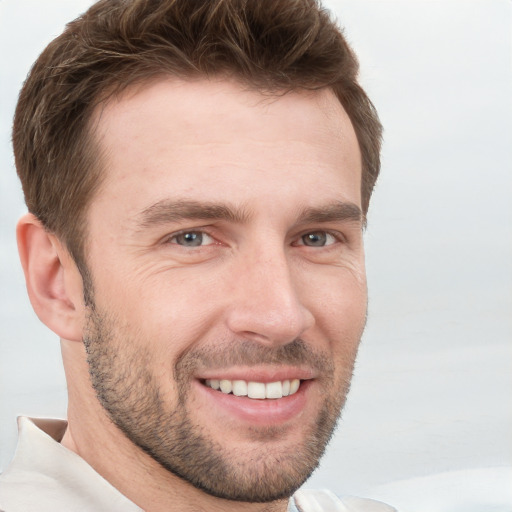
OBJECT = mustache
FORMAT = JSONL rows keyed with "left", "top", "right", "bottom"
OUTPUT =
{"left": 175, "top": 338, "right": 334, "bottom": 376}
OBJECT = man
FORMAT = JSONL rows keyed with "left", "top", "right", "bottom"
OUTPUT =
{"left": 0, "top": 0, "right": 392, "bottom": 510}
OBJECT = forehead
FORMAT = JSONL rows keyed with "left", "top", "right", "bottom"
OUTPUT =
{"left": 97, "top": 77, "right": 350, "bottom": 137}
{"left": 90, "top": 78, "right": 361, "bottom": 219}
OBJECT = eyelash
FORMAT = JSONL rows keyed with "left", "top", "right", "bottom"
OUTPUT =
{"left": 166, "top": 230, "right": 215, "bottom": 247}
{"left": 297, "top": 232, "right": 334, "bottom": 247}
{"left": 295, "top": 230, "right": 347, "bottom": 247}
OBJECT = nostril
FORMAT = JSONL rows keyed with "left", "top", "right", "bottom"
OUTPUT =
{"left": 225, "top": 305, "right": 314, "bottom": 347}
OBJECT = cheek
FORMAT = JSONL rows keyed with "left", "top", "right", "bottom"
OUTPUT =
{"left": 95, "top": 263, "right": 219, "bottom": 326}
{"left": 307, "top": 269, "right": 367, "bottom": 377}
{"left": 307, "top": 265, "right": 367, "bottom": 333}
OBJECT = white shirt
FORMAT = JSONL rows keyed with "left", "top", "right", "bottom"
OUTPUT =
{"left": 0, "top": 417, "right": 396, "bottom": 512}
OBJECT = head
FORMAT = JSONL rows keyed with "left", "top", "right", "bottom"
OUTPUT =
{"left": 14, "top": 0, "right": 382, "bottom": 507}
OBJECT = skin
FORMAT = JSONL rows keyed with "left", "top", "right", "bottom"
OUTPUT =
{"left": 18, "top": 78, "right": 366, "bottom": 512}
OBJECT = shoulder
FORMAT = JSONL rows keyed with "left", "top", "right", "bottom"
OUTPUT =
{"left": 293, "top": 489, "right": 397, "bottom": 512}
{"left": 0, "top": 417, "right": 142, "bottom": 512}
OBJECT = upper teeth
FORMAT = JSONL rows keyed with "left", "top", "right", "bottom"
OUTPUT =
{"left": 205, "top": 379, "right": 300, "bottom": 399}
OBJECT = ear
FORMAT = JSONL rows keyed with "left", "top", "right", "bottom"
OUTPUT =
{"left": 17, "top": 213, "right": 86, "bottom": 342}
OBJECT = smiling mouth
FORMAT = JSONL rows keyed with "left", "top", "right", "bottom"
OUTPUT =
{"left": 203, "top": 379, "right": 301, "bottom": 400}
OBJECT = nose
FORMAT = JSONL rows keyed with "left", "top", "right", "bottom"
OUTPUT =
{"left": 225, "top": 244, "right": 315, "bottom": 346}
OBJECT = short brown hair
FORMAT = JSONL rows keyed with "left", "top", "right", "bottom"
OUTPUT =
{"left": 13, "top": 0, "right": 382, "bottom": 271}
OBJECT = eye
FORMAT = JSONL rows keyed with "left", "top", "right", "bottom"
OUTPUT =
{"left": 168, "top": 231, "right": 214, "bottom": 247}
{"left": 298, "top": 231, "right": 337, "bottom": 247}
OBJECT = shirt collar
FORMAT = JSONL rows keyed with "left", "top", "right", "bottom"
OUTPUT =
{"left": 1, "top": 417, "right": 142, "bottom": 511}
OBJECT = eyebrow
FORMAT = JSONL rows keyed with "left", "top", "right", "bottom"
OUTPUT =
{"left": 135, "top": 199, "right": 250, "bottom": 230}
{"left": 135, "top": 198, "right": 364, "bottom": 231}
{"left": 297, "top": 201, "right": 364, "bottom": 227}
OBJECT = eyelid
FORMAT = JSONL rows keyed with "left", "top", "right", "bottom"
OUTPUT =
{"left": 165, "top": 228, "right": 216, "bottom": 246}
{"left": 293, "top": 229, "right": 346, "bottom": 247}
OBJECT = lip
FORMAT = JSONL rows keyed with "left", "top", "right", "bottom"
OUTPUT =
{"left": 194, "top": 377, "right": 313, "bottom": 426}
{"left": 196, "top": 365, "right": 316, "bottom": 383}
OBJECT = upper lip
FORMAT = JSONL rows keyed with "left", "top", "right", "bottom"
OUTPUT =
{"left": 196, "top": 366, "right": 316, "bottom": 383}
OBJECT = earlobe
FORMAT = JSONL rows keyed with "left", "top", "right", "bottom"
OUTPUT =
{"left": 17, "top": 213, "right": 85, "bottom": 342}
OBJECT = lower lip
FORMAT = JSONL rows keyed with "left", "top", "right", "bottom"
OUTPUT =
{"left": 195, "top": 380, "right": 312, "bottom": 426}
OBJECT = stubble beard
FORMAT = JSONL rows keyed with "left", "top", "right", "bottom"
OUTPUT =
{"left": 83, "top": 305, "right": 358, "bottom": 503}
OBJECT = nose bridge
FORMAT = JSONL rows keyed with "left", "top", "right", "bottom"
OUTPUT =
{"left": 226, "top": 238, "right": 314, "bottom": 345}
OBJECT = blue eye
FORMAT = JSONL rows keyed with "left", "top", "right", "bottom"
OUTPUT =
{"left": 170, "top": 231, "right": 213, "bottom": 247}
{"left": 300, "top": 232, "right": 336, "bottom": 247}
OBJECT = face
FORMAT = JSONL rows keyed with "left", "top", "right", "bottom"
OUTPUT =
{"left": 83, "top": 79, "right": 366, "bottom": 502}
